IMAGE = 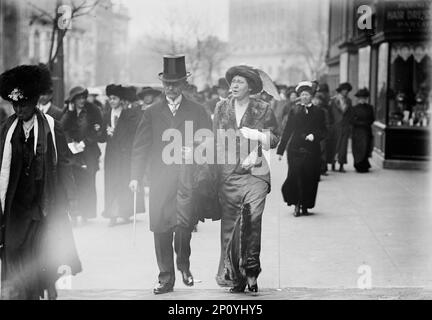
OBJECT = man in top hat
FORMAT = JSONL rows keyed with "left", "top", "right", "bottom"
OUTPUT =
{"left": 0, "top": 64, "right": 81, "bottom": 299}
{"left": 205, "top": 78, "right": 230, "bottom": 117}
{"left": 129, "top": 55, "right": 212, "bottom": 294}
{"left": 329, "top": 82, "right": 353, "bottom": 172}
{"left": 61, "top": 86, "right": 105, "bottom": 225}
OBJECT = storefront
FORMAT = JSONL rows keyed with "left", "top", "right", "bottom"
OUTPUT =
{"left": 327, "top": 0, "right": 431, "bottom": 169}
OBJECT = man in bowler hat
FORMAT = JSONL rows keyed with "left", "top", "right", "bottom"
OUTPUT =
{"left": 129, "top": 55, "right": 212, "bottom": 294}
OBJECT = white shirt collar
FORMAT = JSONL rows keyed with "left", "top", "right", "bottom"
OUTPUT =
{"left": 111, "top": 107, "right": 122, "bottom": 128}
{"left": 166, "top": 95, "right": 182, "bottom": 106}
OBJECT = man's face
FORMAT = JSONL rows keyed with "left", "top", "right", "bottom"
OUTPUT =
{"left": 38, "top": 93, "right": 52, "bottom": 105}
{"left": 163, "top": 80, "right": 186, "bottom": 100}
{"left": 300, "top": 91, "right": 312, "bottom": 105}
{"left": 13, "top": 97, "right": 38, "bottom": 121}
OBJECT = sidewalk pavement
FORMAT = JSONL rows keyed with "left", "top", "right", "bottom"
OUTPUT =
{"left": 60, "top": 150, "right": 432, "bottom": 299}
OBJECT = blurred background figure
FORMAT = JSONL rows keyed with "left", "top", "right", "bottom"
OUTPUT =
{"left": 37, "top": 86, "right": 64, "bottom": 121}
{"left": 330, "top": 82, "right": 353, "bottom": 173}
{"left": 137, "top": 86, "right": 162, "bottom": 112}
{"left": 312, "top": 91, "right": 330, "bottom": 176}
{"left": 87, "top": 87, "right": 105, "bottom": 115}
{"left": 351, "top": 88, "right": 375, "bottom": 173}
{"left": 102, "top": 84, "right": 144, "bottom": 227}
{"left": 205, "top": 78, "right": 230, "bottom": 117}
{"left": 61, "top": 86, "right": 105, "bottom": 226}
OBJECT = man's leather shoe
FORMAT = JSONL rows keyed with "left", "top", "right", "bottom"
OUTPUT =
{"left": 153, "top": 282, "right": 174, "bottom": 295}
{"left": 181, "top": 270, "right": 194, "bottom": 286}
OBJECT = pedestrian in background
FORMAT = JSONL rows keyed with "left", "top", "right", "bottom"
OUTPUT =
{"left": 102, "top": 84, "right": 144, "bottom": 226}
{"left": 330, "top": 82, "right": 353, "bottom": 172}
{"left": 312, "top": 92, "right": 330, "bottom": 175}
{"left": 277, "top": 81, "right": 326, "bottom": 216}
{"left": 0, "top": 64, "right": 81, "bottom": 299}
{"left": 214, "top": 65, "right": 279, "bottom": 293}
{"left": 37, "top": 87, "right": 64, "bottom": 121}
{"left": 61, "top": 86, "right": 105, "bottom": 225}
{"left": 351, "top": 88, "right": 375, "bottom": 173}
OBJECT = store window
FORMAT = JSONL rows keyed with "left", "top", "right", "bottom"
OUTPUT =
{"left": 376, "top": 42, "right": 388, "bottom": 124}
{"left": 388, "top": 42, "right": 431, "bottom": 127}
{"left": 358, "top": 46, "right": 370, "bottom": 89}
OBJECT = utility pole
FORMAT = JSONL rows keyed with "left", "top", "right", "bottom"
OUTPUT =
{"left": 52, "top": 0, "right": 65, "bottom": 108}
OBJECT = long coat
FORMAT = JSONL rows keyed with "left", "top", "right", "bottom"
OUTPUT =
{"left": 61, "top": 102, "right": 104, "bottom": 218}
{"left": 351, "top": 103, "right": 374, "bottom": 172}
{"left": 102, "top": 108, "right": 144, "bottom": 218}
{"left": 330, "top": 95, "right": 353, "bottom": 164}
{"left": 131, "top": 95, "right": 212, "bottom": 233}
{"left": 0, "top": 111, "right": 81, "bottom": 299}
{"left": 277, "top": 104, "right": 327, "bottom": 208}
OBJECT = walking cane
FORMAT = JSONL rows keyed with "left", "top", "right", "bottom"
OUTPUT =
{"left": 133, "top": 190, "right": 137, "bottom": 246}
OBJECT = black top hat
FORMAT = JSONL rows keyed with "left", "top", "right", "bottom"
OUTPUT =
{"left": 0, "top": 64, "right": 52, "bottom": 102}
{"left": 355, "top": 88, "right": 370, "bottom": 98}
{"left": 137, "top": 87, "right": 161, "bottom": 100}
{"left": 158, "top": 55, "right": 191, "bottom": 82}
{"left": 67, "top": 86, "right": 88, "bottom": 102}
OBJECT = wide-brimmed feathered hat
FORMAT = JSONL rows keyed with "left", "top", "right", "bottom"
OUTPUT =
{"left": 225, "top": 65, "right": 263, "bottom": 95}
{"left": 0, "top": 64, "right": 52, "bottom": 103}
{"left": 158, "top": 55, "right": 191, "bottom": 82}
{"left": 336, "top": 82, "right": 353, "bottom": 93}
{"left": 106, "top": 84, "right": 124, "bottom": 99}
{"left": 123, "top": 86, "right": 138, "bottom": 102}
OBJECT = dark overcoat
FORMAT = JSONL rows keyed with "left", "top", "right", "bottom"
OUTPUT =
{"left": 131, "top": 95, "right": 212, "bottom": 233}
{"left": 277, "top": 104, "right": 327, "bottom": 208}
{"left": 102, "top": 108, "right": 144, "bottom": 218}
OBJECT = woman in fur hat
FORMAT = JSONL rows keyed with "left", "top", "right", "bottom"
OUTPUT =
{"left": 213, "top": 65, "right": 279, "bottom": 293}
{"left": 0, "top": 64, "right": 81, "bottom": 299}
{"left": 351, "top": 88, "right": 375, "bottom": 173}
{"left": 277, "top": 81, "right": 327, "bottom": 217}
{"left": 102, "top": 84, "right": 144, "bottom": 226}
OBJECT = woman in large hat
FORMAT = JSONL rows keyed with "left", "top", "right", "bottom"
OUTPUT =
{"left": 277, "top": 81, "right": 327, "bottom": 216}
{"left": 351, "top": 88, "right": 375, "bottom": 173}
{"left": 213, "top": 65, "right": 279, "bottom": 293}
{"left": 0, "top": 64, "right": 81, "bottom": 299}
{"left": 329, "top": 82, "right": 353, "bottom": 172}
{"left": 102, "top": 84, "right": 144, "bottom": 226}
{"left": 61, "top": 85, "right": 105, "bottom": 224}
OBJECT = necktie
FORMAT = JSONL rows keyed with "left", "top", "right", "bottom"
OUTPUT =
{"left": 169, "top": 103, "right": 179, "bottom": 116}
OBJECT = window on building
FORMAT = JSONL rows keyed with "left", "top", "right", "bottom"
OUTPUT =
{"left": 387, "top": 42, "right": 431, "bottom": 127}
{"left": 376, "top": 42, "right": 388, "bottom": 124}
{"left": 33, "top": 30, "right": 41, "bottom": 62}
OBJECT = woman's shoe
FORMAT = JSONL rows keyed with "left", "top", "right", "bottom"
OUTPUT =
{"left": 302, "top": 207, "right": 309, "bottom": 215}
{"left": 293, "top": 204, "right": 300, "bottom": 217}
{"left": 229, "top": 284, "right": 246, "bottom": 293}
{"left": 247, "top": 283, "right": 258, "bottom": 293}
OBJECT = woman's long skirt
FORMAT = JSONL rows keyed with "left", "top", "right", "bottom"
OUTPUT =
{"left": 217, "top": 173, "right": 268, "bottom": 286}
{"left": 352, "top": 126, "right": 373, "bottom": 172}
{"left": 282, "top": 150, "right": 320, "bottom": 209}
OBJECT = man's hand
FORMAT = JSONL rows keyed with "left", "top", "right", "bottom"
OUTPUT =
{"left": 68, "top": 102, "right": 75, "bottom": 112}
{"left": 305, "top": 134, "right": 314, "bottom": 142}
{"left": 129, "top": 180, "right": 139, "bottom": 193}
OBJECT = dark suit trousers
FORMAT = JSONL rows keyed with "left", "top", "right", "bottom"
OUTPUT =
{"left": 154, "top": 226, "right": 192, "bottom": 286}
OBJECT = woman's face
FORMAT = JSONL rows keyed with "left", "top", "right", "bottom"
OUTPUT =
{"left": 73, "top": 94, "right": 86, "bottom": 109}
{"left": 289, "top": 92, "right": 298, "bottom": 102}
{"left": 300, "top": 91, "right": 312, "bottom": 105}
{"left": 13, "top": 97, "right": 38, "bottom": 121}
{"left": 109, "top": 95, "right": 121, "bottom": 109}
{"left": 230, "top": 75, "right": 250, "bottom": 100}
{"left": 357, "top": 97, "right": 368, "bottom": 104}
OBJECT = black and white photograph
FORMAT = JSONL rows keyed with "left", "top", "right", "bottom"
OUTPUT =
{"left": 0, "top": 0, "right": 431, "bottom": 306}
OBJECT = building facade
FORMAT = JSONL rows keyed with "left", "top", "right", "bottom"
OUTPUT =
{"left": 226, "top": 0, "right": 329, "bottom": 85}
{"left": 326, "top": 0, "right": 431, "bottom": 168}
{"left": 0, "top": 0, "right": 129, "bottom": 98}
